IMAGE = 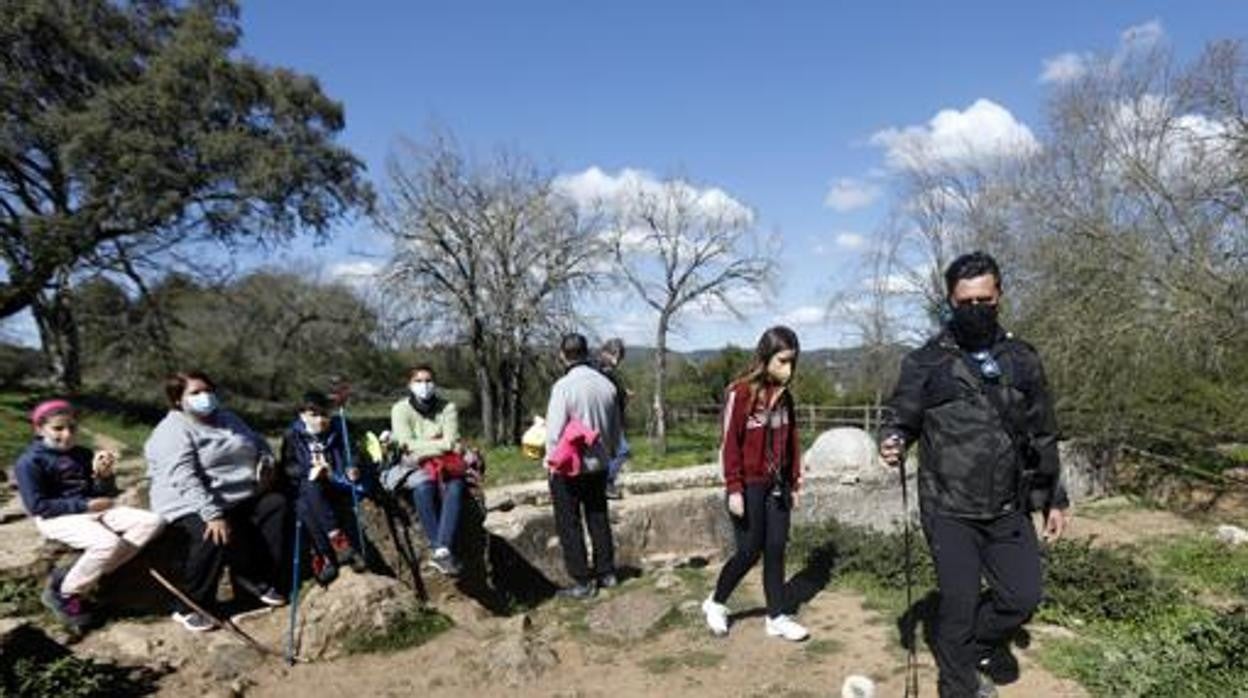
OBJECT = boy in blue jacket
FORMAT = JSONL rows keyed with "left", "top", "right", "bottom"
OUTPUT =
{"left": 279, "top": 391, "right": 367, "bottom": 585}
{"left": 15, "top": 399, "right": 164, "bottom": 634}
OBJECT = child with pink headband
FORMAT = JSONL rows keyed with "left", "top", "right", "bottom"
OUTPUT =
{"left": 14, "top": 399, "right": 164, "bottom": 634}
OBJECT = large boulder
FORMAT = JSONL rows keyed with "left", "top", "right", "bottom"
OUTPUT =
{"left": 292, "top": 569, "right": 418, "bottom": 661}
{"left": 803, "top": 428, "right": 887, "bottom": 484}
{"left": 0, "top": 518, "right": 51, "bottom": 582}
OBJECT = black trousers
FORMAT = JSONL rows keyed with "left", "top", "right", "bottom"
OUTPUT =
{"left": 922, "top": 509, "right": 1043, "bottom": 698}
{"left": 548, "top": 471, "right": 615, "bottom": 583}
{"left": 713, "top": 483, "right": 791, "bottom": 618}
{"left": 169, "top": 491, "right": 289, "bottom": 614}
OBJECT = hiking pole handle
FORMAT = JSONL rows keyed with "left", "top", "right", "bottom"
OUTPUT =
{"left": 338, "top": 406, "right": 368, "bottom": 562}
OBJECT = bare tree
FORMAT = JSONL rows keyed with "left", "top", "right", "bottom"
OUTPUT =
{"left": 601, "top": 176, "right": 775, "bottom": 455}
{"left": 377, "top": 133, "right": 600, "bottom": 445}
{"left": 826, "top": 216, "right": 914, "bottom": 405}
{"left": 857, "top": 38, "right": 1248, "bottom": 447}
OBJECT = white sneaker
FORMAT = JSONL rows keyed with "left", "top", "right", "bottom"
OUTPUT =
{"left": 701, "top": 596, "right": 729, "bottom": 636}
{"left": 765, "top": 614, "right": 809, "bottom": 641}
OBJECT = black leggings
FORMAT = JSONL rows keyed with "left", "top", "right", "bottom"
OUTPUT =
{"left": 712, "top": 483, "right": 791, "bottom": 617}
{"left": 169, "top": 492, "right": 289, "bottom": 614}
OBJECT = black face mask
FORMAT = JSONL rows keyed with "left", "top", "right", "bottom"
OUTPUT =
{"left": 949, "top": 303, "right": 1000, "bottom": 351}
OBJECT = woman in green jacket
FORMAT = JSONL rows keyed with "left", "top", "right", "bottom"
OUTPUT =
{"left": 389, "top": 365, "right": 464, "bottom": 576}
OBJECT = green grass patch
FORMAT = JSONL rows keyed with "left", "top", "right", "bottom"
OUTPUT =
{"left": 1076, "top": 494, "right": 1164, "bottom": 519}
{"left": 340, "top": 607, "right": 453, "bottom": 655}
{"left": 1149, "top": 534, "right": 1248, "bottom": 600}
{"left": 801, "top": 637, "right": 844, "bottom": 657}
{"left": 640, "top": 649, "right": 724, "bottom": 675}
{"left": 646, "top": 604, "right": 693, "bottom": 637}
{"left": 0, "top": 577, "right": 43, "bottom": 618}
{"left": 6, "top": 655, "right": 152, "bottom": 697}
{"left": 0, "top": 391, "right": 35, "bottom": 475}
{"left": 1220, "top": 443, "right": 1248, "bottom": 464}
{"left": 1040, "top": 608, "right": 1248, "bottom": 697}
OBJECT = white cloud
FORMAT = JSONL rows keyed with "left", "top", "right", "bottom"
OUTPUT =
{"left": 870, "top": 99, "right": 1039, "bottom": 171}
{"left": 824, "top": 177, "right": 881, "bottom": 212}
{"left": 554, "top": 167, "right": 754, "bottom": 227}
{"left": 696, "top": 286, "right": 768, "bottom": 322}
{"left": 1039, "top": 52, "right": 1090, "bottom": 84}
{"left": 600, "top": 309, "right": 655, "bottom": 346}
{"left": 1040, "top": 19, "right": 1166, "bottom": 84}
{"left": 1120, "top": 19, "right": 1164, "bottom": 50}
{"left": 835, "top": 232, "right": 867, "bottom": 250}
{"left": 1109, "top": 94, "right": 1235, "bottom": 185}
{"left": 327, "top": 260, "right": 382, "bottom": 292}
{"left": 778, "top": 305, "right": 826, "bottom": 328}
{"left": 329, "top": 260, "right": 382, "bottom": 280}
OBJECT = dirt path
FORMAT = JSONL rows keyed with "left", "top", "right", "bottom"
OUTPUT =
{"left": 1065, "top": 495, "right": 1200, "bottom": 545}
{"left": 225, "top": 578, "right": 1085, "bottom": 698}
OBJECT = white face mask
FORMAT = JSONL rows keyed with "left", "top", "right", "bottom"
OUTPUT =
{"left": 410, "top": 381, "right": 435, "bottom": 401}
{"left": 302, "top": 416, "right": 328, "bottom": 436}
{"left": 184, "top": 392, "right": 219, "bottom": 416}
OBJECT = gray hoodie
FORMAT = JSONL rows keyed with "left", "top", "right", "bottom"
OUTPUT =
{"left": 145, "top": 409, "right": 271, "bottom": 522}
{"left": 544, "top": 363, "right": 623, "bottom": 474}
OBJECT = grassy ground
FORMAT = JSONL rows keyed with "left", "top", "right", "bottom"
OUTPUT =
{"left": 785, "top": 503, "right": 1248, "bottom": 698}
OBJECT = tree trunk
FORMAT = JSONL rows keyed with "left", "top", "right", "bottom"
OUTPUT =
{"left": 469, "top": 319, "right": 497, "bottom": 445}
{"left": 505, "top": 353, "right": 525, "bottom": 445}
{"left": 651, "top": 312, "right": 670, "bottom": 456}
{"left": 31, "top": 272, "right": 81, "bottom": 393}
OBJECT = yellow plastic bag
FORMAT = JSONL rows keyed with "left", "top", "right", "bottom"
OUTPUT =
{"left": 521, "top": 416, "right": 547, "bottom": 460}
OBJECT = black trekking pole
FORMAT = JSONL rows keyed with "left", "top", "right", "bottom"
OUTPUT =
{"left": 899, "top": 447, "right": 921, "bottom": 698}
{"left": 337, "top": 405, "right": 368, "bottom": 567}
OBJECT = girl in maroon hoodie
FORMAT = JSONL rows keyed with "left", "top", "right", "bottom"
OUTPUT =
{"left": 702, "top": 326, "right": 809, "bottom": 641}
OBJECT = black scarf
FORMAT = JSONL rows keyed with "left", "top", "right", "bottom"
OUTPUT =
{"left": 408, "top": 394, "right": 443, "bottom": 420}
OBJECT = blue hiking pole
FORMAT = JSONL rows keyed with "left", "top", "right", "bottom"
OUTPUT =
{"left": 285, "top": 518, "right": 302, "bottom": 666}
{"left": 338, "top": 406, "right": 368, "bottom": 566}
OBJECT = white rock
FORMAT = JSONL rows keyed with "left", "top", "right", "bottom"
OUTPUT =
{"left": 1215, "top": 525, "right": 1248, "bottom": 546}
{"left": 804, "top": 428, "right": 885, "bottom": 483}
{"left": 842, "top": 675, "right": 877, "bottom": 698}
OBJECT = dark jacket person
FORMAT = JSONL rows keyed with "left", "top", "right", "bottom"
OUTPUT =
{"left": 879, "top": 251, "right": 1069, "bottom": 698}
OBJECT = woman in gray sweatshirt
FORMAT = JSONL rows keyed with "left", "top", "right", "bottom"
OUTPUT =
{"left": 145, "top": 370, "right": 289, "bottom": 633}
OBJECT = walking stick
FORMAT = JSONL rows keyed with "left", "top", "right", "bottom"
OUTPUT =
{"left": 286, "top": 518, "right": 303, "bottom": 665}
{"left": 900, "top": 454, "right": 920, "bottom": 698}
{"left": 148, "top": 569, "right": 282, "bottom": 658}
{"left": 337, "top": 405, "right": 368, "bottom": 566}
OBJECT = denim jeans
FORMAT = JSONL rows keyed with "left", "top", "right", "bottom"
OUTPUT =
{"left": 411, "top": 478, "right": 465, "bottom": 551}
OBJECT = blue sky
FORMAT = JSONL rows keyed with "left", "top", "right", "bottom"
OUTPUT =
{"left": 7, "top": 1, "right": 1242, "bottom": 350}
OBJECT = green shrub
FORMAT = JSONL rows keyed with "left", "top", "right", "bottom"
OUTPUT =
{"left": 1045, "top": 609, "right": 1248, "bottom": 697}
{"left": 0, "top": 578, "right": 42, "bottom": 618}
{"left": 6, "top": 655, "right": 147, "bottom": 698}
{"left": 788, "top": 518, "right": 935, "bottom": 591}
{"left": 1042, "top": 539, "right": 1183, "bottom": 624}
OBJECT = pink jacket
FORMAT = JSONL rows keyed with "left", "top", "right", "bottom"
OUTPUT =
{"left": 545, "top": 417, "right": 600, "bottom": 477}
